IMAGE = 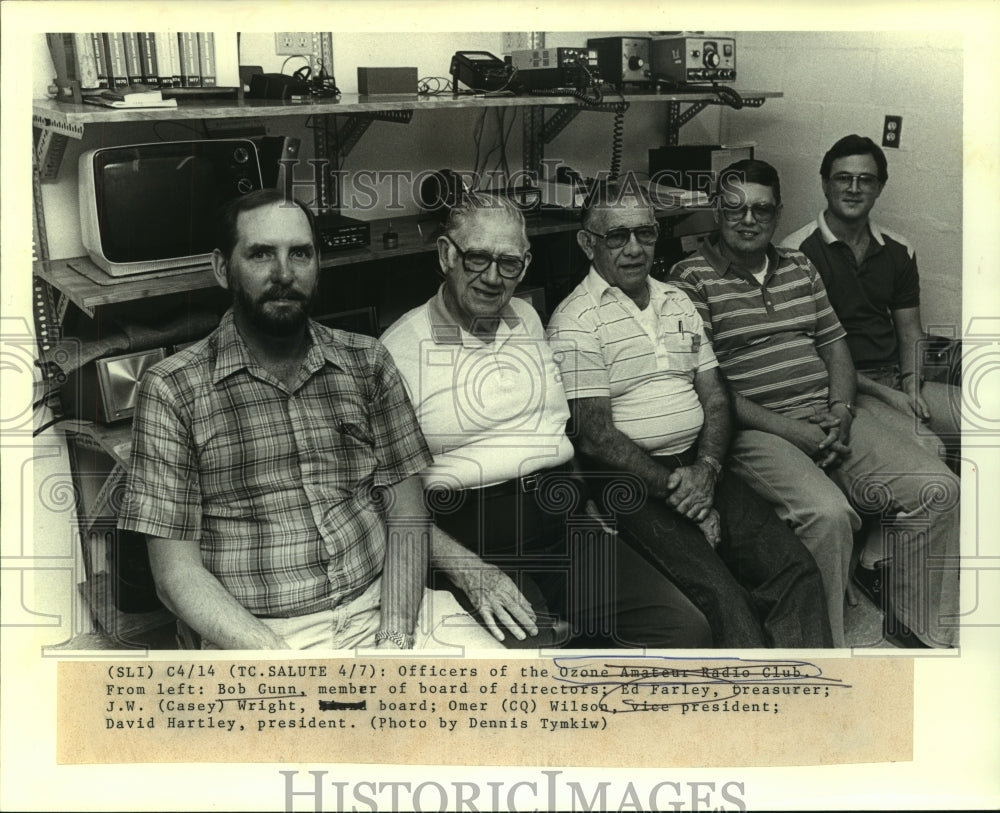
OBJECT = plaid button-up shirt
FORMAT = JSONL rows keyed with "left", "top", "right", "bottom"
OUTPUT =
{"left": 119, "top": 310, "right": 431, "bottom": 617}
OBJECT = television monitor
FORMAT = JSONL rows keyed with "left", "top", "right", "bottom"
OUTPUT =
{"left": 79, "top": 139, "right": 264, "bottom": 277}
{"left": 313, "top": 306, "right": 380, "bottom": 337}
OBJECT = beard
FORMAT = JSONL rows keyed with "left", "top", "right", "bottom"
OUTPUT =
{"left": 231, "top": 280, "right": 316, "bottom": 337}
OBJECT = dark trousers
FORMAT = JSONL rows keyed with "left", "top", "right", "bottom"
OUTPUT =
{"left": 430, "top": 466, "right": 713, "bottom": 649}
{"left": 582, "top": 457, "right": 833, "bottom": 648}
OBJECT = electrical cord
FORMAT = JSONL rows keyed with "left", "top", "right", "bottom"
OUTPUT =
{"left": 281, "top": 55, "right": 311, "bottom": 74}
{"left": 33, "top": 415, "right": 71, "bottom": 438}
{"left": 609, "top": 96, "right": 627, "bottom": 181}
{"left": 472, "top": 108, "right": 488, "bottom": 179}
{"left": 654, "top": 78, "right": 745, "bottom": 109}
{"left": 292, "top": 61, "right": 341, "bottom": 98}
{"left": 418, "top": 76, "right": 454, "bottom": 95}
{"left": 33, "top": 389, "right": 58, "bottom": 411}
{"left": 711, "top": 83, "right": 744, "bottom": 110}
{"left": 498, "top": 107, "right": 516, "bottom": 179}
{"left": 527, "top": 86, "right": 603, "bottom": 105}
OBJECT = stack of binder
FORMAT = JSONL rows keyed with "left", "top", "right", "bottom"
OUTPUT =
{"left": 46, "top": 32, "right": 240, "bottom": 102}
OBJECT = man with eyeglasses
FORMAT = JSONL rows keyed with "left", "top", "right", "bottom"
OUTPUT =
{"left": 671, "top": 159, "right": 959, "bottom": 648}
{"left": 781, "top": 135, "right": 961, "bottom": 451}
{"left": 781, "top": 135, "right": 962, "bottom": 621}
{"left": 546, "top": 182, "right": 832, "bottom": 648}
{"left": 382, "top": 193, "right": 714, "bottom": 648}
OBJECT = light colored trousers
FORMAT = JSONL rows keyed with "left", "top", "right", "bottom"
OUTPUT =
{"left": 730, "top": 404, "right": 960, "bottom": 648}
{"left": 204, "top": 579, "right": 503, "bottom": 651}
{"left": 857, "top": 372, "right": 962, "bottom": 460}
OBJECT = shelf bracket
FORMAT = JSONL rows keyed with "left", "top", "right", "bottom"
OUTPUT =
{"left": 665, "top": 94, "right": 768, "bottom": 145}
{"left": 540, "top": 100, "right": 627, "bottom": 145}
{"left": 313, "top": 110, "right": 414, "bottom": 212}
{"left": 33, "top": 114, "right": 85, "bottom": 182}
{"left": 523, "top": 99, "right": 630, "bottom": 178}
{"left": 329, "top": 110, "right": 414, "bottom": 159}
{"left": 539, "top": 105, "right": 582, "bottom": 144}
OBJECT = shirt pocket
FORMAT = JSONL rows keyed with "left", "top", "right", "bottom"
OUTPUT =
{"left": 327, "top": 405, "right": 380, "bottom": 488}
{"left": 657, "top": 328, "right": 700, "bottom": 375}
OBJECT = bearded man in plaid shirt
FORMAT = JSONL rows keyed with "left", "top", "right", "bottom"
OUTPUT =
{"left": 119, "top": 189, "right": 499, "bottom": 651}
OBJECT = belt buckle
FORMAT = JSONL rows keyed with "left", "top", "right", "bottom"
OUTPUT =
{"left": 520, "top": 473, "right": 539, "bottom": 493}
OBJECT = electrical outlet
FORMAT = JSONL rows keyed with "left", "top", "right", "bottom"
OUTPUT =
{"left": 275, "top": 32, "right": 314, "bottom": 55}
{"left": 882, "top": 115, "right": 903, "bottom": 148}
{"left": 501, "top": 32, "right": 545, "bottom": 54}
{"left": 501, "top": 33, "right": 528, "bottom": 54}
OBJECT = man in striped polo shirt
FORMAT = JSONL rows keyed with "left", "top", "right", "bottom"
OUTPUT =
{"left": 547, "top": 182, "right": 832, "bottom": 648}
{"left": 671, "top": 159, "right": 959, "bottom": 648}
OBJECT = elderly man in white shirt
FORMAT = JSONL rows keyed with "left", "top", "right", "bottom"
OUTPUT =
{"left": 382, "top": 193, "right": 713, "bottom": 648}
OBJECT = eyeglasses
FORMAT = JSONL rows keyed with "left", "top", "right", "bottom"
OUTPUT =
{"left": 828, "top": 172, "right": 881, "bottom": 191}
{"left": 720, "top": 203, "right": 778, "bottom": 224}
{"left": 443, "top": 235, "right": 529, "bottom": 279}
{"left": 583, "top": 224, "right": 660, "bottom": 250}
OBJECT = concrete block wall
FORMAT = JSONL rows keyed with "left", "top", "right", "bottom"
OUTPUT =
{"left": 722, "top": 31, "right": 963, "bottom": 332}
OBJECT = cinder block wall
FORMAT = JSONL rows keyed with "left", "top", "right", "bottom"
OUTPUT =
{"left": 722, "top": 31, "right": 962, "bottom": 333}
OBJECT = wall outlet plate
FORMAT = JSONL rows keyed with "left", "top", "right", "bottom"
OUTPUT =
{"left": 882, "top": 114, "right": 903, "bottom": 148}
{"left": 501, "top": 32, "right": 545, "bottom": 54}
{"left": 275, "top": 32, "right": 315, "bottom": 55}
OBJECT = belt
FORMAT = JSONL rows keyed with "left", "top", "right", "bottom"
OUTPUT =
{"left": 858, "top": 363, "right": 901, "bottom": 376}
{"left": 434, "top": 461, "right": 573, "bottom": 502}
{"left": 651, "top": 445, "right": 698, "bottom": 470}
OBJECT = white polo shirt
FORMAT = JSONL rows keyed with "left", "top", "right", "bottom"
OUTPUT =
{"left": 546, "top": 267, "right": 718, "bottom": 456}
{"left": 381, "top": 286, "right": 574, "bottom": 490}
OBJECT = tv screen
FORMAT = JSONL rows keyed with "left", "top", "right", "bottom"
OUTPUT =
{"left": 79, "top": 140, "right": 263, "bottom": 277}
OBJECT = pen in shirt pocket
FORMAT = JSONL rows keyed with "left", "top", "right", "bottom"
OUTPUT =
{"left": 339, "top": 421, "right": 374, "bottom": 445}
{"left": 673, "top": 319, "right": 700, "bottom": 353}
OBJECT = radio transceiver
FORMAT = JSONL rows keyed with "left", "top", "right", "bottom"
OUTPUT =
{"left": 315, "top": 212, "right": 371, "bottom": 253}
{"left": 587, "top": 37, "right": 653, "bottom": 88}
{"left": 650, "top": 36, "right": 736, "bottom": 84}
{"left": 509, "top": 47, "right": 599, "bottom": 90}
{"left": 450, "top": 51, "right": 511, "bottom": 91}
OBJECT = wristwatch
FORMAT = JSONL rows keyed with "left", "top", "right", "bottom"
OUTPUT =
{"left": 374, "top": 630, "right": 415, "bottom": 649}
{"left": 829, "top": 399, "right": 856, "bottom": 417}
{"left": 696, "top": 454, "right": 723, "bottom": 478}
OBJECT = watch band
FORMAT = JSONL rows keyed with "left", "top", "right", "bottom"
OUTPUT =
{"left": 374, "top": 630, "right": 415, "bottom": 649}
{"left": 829, "top": 399, "right": 855, "bottom": 417}
{"left": 696, "top": 454, "right": 723, "bottom": 478}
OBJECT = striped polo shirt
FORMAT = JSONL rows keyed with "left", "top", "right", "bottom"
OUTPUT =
{"left": 546, "top": 267, "right": 718, "bottom": 456}
{"left": 670, "top": 238, "right": 846, "bottom": 414}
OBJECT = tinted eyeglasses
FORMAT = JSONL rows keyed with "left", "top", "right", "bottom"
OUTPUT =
{"left": 720, "top": 203, "right": 779, "bottom": 224}
{"left": 828, "top": 172, "right": 881, "bottom": 192}
{"left": 583, "top": 223, "right": 660, "bottom": 250}
{"left": 443, "top": 235, "right": 529, "bottom": 279}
